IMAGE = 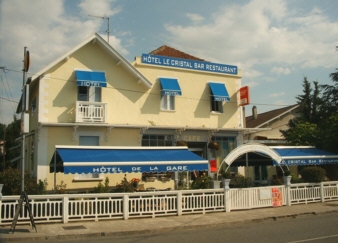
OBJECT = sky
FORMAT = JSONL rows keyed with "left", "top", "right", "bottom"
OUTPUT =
{"left": 0, "top": 0, "right": 337, "bottom": 125}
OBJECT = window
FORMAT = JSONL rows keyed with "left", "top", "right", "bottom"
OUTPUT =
{"left": 31, "top": 98, "right": 36, "bottom": 113}
{"left": 79, "top": 136, "right": 99, "bottom": 146}
{"left": 78, "top": 86, "right": 101, "bottom": 102}
{"left": 211, "top": 97, "right": 223, "bottom": 113}
{"left": 254, "top": 166, "right": 268, "bottom": 181}
{"left": 142, "top": 135, "right": 174, "bottom": 146}
{"left": 161, "top": 94, "right": 175, "bottom": 111}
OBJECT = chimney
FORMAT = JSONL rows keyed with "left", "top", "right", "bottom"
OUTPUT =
{"left": 252, "top": 106, "right": 258, "bottom": 119}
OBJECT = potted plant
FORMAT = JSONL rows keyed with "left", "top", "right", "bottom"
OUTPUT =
{"left": 222, "top": 171, "right": 231, "bottom": 189}
{"left": 208, "top": 141, "right": 220, "bottom": 150}
{"left": 283, "top": 170, "right": 292, "bottom": 186}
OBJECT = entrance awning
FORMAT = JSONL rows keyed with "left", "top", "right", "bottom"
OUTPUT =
{"left": 208, "top": 82, "right": 230, "bottom": 102}
{"left": 159, "top": 78, "right": 182, "bottom": 96}
{"left": 50, "top": 146, "right": 208, "bottom": 174}
{"left": 222, "top": 144, "right": 338, "bottom": 169}
{"left": 273, "top": 146, "right": 338, "bottom": 166}
{"left": 75, "top": 70, "right": 107, "bottom": 87}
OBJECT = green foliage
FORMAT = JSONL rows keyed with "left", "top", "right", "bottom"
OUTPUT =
{"left": 282, "top": 71, "right": 338, "bottom": 151}
{"left": 281, "top": 121, "right": 320, "bottom": 146}
{"left": 300, "top": 167, "right": 326, "bottom": 183}
{"left": 0, "top": 167, "right": 47, "bottom": 195}
{"left": 55, "top": 180, "right": 67, "bottom": 194}
{"left": 1, "top": 119, "right": 21, "bottom": 170}
{"left": 229, "top": 174, "right": 253, "bottom": 188}
{"left": 114, "top": 175, "right": 139, "bottom": 192}
{"left": 191, "top": 173, "right": 212, "bottom": 189}
{"left": 93, "top": 177, "right": 110, "bottom": 193}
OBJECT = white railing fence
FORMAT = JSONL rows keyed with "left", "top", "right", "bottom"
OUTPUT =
{"left": 1, "top": 181, "right": 337, "bottom": 226}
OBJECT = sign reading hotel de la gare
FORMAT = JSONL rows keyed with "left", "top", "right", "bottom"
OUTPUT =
{"left": 142, "top": 54, "right": 238, "bottom": 75}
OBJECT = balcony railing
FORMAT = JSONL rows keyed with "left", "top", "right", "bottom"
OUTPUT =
{"left": 76, "top": 101, "right": 107, "bottom": 123}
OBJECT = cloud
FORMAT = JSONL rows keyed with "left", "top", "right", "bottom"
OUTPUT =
{"left": 186, "top": 13, "right": 204, "bottom": 23}
{"left": 164, "top": 0, "right": 338, "bottom": 79}
{"left": 271, "top": 67, "right": 291, "bottom": 75}
{"left": 0, "top": 0, "right": 123, "bottom": 124}
{"left": 79, "top": 0, "right": 121, "bottom": 17}
{"left": 269, "top": 92, "right": 285, "bottom": 98}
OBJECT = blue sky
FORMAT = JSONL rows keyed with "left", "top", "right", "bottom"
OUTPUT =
{"left": 1, "top": 0, "right": 337, "bottom": 124}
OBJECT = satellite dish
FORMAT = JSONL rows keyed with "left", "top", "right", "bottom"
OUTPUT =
{"left": 24, "top": 50, "right": 30, "bottom": 72}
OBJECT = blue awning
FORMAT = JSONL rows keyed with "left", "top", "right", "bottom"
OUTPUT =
{"left": 51, "top": 146, "right": 208, "bottom": 174}
{"left": 159, "top": 78, "right": 182, "bottom": 96}
{"left": 75, "top": 70, "right": 107, "bottom": 87}
{"left": 208, "top": 82, "right": 230, "bottom": 102}
{"left": 273, "top": 147, "right": 338, "bottom": 166}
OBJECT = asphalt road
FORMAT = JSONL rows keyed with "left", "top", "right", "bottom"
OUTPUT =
{"left": 9, "top": 211, "right": 337, "bottom": 243}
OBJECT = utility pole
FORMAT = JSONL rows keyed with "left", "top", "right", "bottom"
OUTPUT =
{"left": 89, "top": 15, "right": 110, "bottom": 43}
{"left": 21, "top": 47, "right": 30, "bottom": 193}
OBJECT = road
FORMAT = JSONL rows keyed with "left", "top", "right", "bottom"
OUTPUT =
{"left": 6, "top": 212, "right": 338, "bottom": 243}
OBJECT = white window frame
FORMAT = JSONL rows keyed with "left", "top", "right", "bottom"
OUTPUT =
{"left": 161, "top": 94, "right": 175, "bottom": 111}
{"left": 210, "top": 97, "right": 223, "bottom": 113}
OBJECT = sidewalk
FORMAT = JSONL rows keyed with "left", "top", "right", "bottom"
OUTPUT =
{"left": 1, "top": 201, "right": 337, "bottom": 242}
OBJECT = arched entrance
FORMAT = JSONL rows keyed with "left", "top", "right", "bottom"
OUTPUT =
{"left": 218, "top": 143, "right": 286, "bottom": 175}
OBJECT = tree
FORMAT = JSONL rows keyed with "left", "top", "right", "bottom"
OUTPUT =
{"left": 2, "top": 118, "right": 21, "bottom": 169}
{"left": 282, "top": 121, "right": 320, "bottom": 146}
{"left": 281, "top": 71, "right": 338, "bottom": 150}
{"left": 281, "top": 78, "right": 322, "bottom": 146}
{"left": 296, "top": 78, "right": 321, "bottom": 123}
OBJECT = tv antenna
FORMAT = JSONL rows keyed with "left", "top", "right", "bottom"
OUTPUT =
{"left": 89, "top": 15, "right": 110, "bottom": 43}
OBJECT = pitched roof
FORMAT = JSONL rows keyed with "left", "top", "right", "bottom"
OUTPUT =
{"left": 149, "top": 45, "right": 204, "bottom": 61}
{"left": 246, "top": 104, "right": 299, "bottom": 128}
{"left": 30, "top": 33, "right": 152, "bottom": 89}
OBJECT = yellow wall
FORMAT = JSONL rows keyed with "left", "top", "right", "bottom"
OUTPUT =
{"left": 133, "top": 57, "right": 242, "bottom": 129}
{"left": 32, "top": 40, "right": 245, "bottom": 191}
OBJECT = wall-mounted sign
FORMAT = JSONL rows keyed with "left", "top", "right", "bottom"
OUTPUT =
{"left": 209, "top": 159, "right": 217, "bottom": 173}
{"left": 239, "top": 86, "right": 250, "bottom": 106}
{"left": 142, "top": 54, "right": 238, "bottom": 75}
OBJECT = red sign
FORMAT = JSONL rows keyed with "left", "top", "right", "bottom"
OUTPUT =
{"left": 239, "top": 86, "right": 250, "bottom": 106}
{"left": 209, "top": 159, "right": 217, "bottom": 173}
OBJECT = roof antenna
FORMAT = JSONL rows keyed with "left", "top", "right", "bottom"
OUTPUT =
{"left": 89, "top": 15, "right": 110, "bottom": 43}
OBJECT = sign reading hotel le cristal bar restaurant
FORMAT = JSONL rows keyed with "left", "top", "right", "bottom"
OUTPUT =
{"left": 142, "top": 54, "right": 238, "bottom": 75}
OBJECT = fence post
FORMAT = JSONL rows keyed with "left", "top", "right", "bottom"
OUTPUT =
{"left": 63, "top": 196, "right": 69, "bottom": 223}
{"left": 123, "top": 194, "right": 129, "bottom": 220}
{"left": 177, "top": 191, "right": 182, "bottom": 216}
{"left": 320, "top": 182, "right": 325, "bottom": 202}
{"left": 286, "top": 184, "right": 291, "bottom": 206}
{"left": 224, "top": 188, "right": 230, "bottom": 212}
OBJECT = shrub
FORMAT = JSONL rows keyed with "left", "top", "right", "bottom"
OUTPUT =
{"left": 300, "top": 167, "right": 326, "bottom": 182}
{"left": 0, "top": 167, "right": 47, "bottom": 195}
{"left": 93, "top": 177, "right": 110, "bottom": 193}
{"left": 191, "top": 173, "right": 212, "bottom": 189}
{"left": 229, "top": 174, "right": 253, "bottom": 188}
{"left": 114, "top": 175, "right": 137, "bottom": 192}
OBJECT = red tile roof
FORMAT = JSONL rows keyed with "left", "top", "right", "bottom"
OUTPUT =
{"left": 246, "top": 104, "right": 299, "bottom": 128}
{"left": 149, "top": 45, "right": 204, "bottom": 61}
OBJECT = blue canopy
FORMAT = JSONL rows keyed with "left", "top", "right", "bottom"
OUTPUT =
{"left": 159, "top": 78, "right": 182, "bottom": 96}
{"left": 52, "top": 146, "right": 208, "bottom": 174}
{"left": 273, "top": 147, "right": 338, "bottom": 166}
{"left": 208, "top": 82, "right": 230, "bottom": 102}
{"left": 75, "top": 70, "right": 107, "bottom": 87}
